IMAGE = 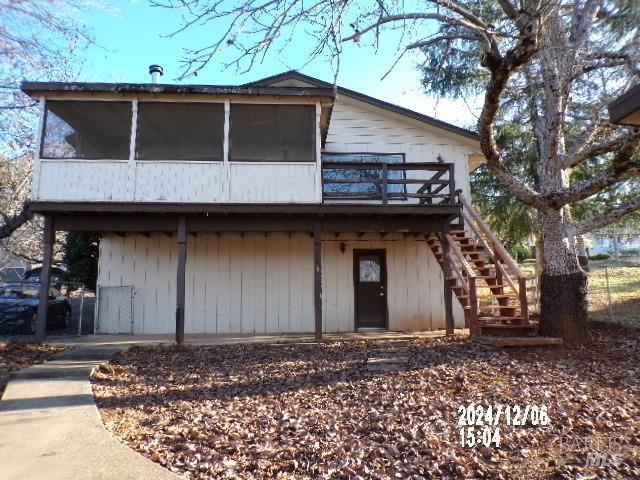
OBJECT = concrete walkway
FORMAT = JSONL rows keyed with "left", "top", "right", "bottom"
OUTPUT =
{"left": 0, "top": 346, "right": 180, "bottom": 480}
{"left": 44, "top": 329, "right": 465, "bottom": 350}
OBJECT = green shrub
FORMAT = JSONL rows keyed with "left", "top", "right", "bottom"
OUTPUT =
{"left": 589, "top": 253, "right": 610, "bottom": 261}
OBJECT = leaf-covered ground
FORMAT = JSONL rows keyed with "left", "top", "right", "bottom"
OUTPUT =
{"left": 0, "top": 341, "right": 65, "bottom": 397}
{"left": 92, "top": 327, "right": 639, "bottom": 479}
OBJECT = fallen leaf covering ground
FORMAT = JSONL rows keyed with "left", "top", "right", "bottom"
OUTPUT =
{"left": 0, "top": 340, "right": 65, "bottom": 396}
{"left": 92, "top": 326, "right": 639, "bottom": 480}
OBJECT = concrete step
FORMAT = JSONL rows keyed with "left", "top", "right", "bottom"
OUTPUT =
{"left": 54, "top": 347, "right": 122, "bottom": 361}
{"left": 11, "top": 360, "right": 105, "bottom": 380}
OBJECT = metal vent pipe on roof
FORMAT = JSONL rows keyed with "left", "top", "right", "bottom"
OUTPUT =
{"left": 149, "top": 65, "right": 164, "bottom": 83}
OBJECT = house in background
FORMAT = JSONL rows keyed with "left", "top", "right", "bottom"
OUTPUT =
{"left": 0, "top": 244, "right": 28, "bottom": 283}
{"left": 586, "top": 229, "right": 640, "bottom": 256}
{"left": 22, "top": 69, "right": 532, "bottom": 341}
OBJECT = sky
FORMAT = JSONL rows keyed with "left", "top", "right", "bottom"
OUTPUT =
{"left": 76, "top": 0, "right": 480, "bottom": 129}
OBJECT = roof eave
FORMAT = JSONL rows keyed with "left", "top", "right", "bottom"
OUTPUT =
{"left": 244, "top": 71, "right": 481, "bottom": 142}
{"left": 608, "top": 84, "right": 640, "bottom": 125}
{"left": 20, "top": 81, "right": 336, "bottom": 100}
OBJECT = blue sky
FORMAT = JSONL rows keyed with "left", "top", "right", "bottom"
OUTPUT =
{"left": 78, "top": 0, "right": 480, "bottom": 129}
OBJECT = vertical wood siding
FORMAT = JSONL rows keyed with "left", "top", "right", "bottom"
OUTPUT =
{"left": 37, "top": 160, "right": 130, "bottom": 201}
{"left": 324, "top": 97, "right": 473, "bottom": 199}
{"left": 228, "top": 163, "right": 318, "bottom": 203}
{"left": 134, "top": 162, "right": 225, "bottom": 202}
{"left": 97, "top": 233, "right": 463, "bottom": 334}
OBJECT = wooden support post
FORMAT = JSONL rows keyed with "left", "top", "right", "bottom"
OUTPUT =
{"left": 447, "top": 163, "right": 456, "bottom": 205}
{"left": 518, "top": 276, "right": 529, "bottom": 325}
{"left": 441, "top": 220, "right": 454, "bottom": 335}
{"left": 176, "top": 216, "right": 187, "bottom": 345}
{"left": 381, "top": 162, "right": 388, "bottom": 205}
{"left": 313, "top": 222, "right": 323, "bottom": 340}
{"left": 36, "top": 216, "right": 54, "bottom": 342}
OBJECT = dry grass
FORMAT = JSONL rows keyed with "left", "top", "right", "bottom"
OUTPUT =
{"left": 520, "top": 258, "right": 640, "bottom": 329}
{"left": 587, "top": 259, "right": 640, "bottom": 329}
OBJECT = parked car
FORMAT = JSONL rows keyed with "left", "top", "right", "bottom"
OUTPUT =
{"left": 23, "top": 266, "right": 67, "bottom": 289}
{"left": 0, "top": 284, "right": 71, "bottom": 334}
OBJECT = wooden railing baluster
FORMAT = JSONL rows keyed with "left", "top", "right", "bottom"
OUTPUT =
{"left": 381, "top": 162, "right": 388, "bottom": 205}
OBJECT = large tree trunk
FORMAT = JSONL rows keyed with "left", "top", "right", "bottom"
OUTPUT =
{"left": 576, "top": 235, "right": 589, "bottom": 271}
{"left": 538, "top": 209, "right": 591, "bottom": 343}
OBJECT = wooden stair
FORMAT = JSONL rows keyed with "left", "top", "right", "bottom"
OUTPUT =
{"left": 427, "top": 195, "right": 536, "bottom": 337}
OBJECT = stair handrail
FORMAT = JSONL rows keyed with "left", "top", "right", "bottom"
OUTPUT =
{"left": 447, "top": 250, "right": 470, "bottom": 293}
{"left": 458, "top": 193, "right": 529, "bottom": 324}
{"left": 445, "top": 233, "right": 479, "bottom": 334}
{"left": 458, "top": 194, "right": 527, "bottom": 280}
{"left": 463, "top": 217, "right": 520, "bottom": 295}
{"left": 446, "top": 234, "right": 477, "bottom": 281}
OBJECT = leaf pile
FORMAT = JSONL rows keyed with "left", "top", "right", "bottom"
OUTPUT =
{"left": 92, "top": 329, "right": 640, "bottom": 479}
{"left": 0, "top": 340, "right": 65, "bottom": 396}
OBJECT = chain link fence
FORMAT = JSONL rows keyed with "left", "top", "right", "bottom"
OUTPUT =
{"left": 524, "top": 257, "right": 640, "bottom": 329}
{"left": 0, "top": 281, "right": 95, "bottom": 339}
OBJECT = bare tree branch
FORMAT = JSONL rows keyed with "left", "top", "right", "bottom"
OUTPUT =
{"left": 564, "top": 127, "right": 640, "bottom": 169}
{"left": 0, "top": 201, "right": 32, "bottom": 239}
{"left": 555, "top": 136, "right": 640, "bottom": 207}
{"left": 575, "top": 197, "right": 640, "bottom": 235}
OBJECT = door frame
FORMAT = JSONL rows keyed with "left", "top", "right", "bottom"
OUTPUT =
{"left": 353, "top": 249, "right": 389, "bottom": 330}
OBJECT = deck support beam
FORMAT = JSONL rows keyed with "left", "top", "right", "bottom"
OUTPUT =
{"left": 313, "top": 222, "right": 323, "bottom": 340}
{"left": 176, "top": 216, "right": 187, "bottom": 345}
{"left": 441, "top": 219, "right": 454, "bottom": 335}
{"left": 36, "top": 216, "right": 54, "bottom": 342}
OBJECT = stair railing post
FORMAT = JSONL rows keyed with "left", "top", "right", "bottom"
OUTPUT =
{"left": 447, "top": 163, "right": 456, "bottom": 205}
{"left": 469, "top": 276, "right": 479, "bottom": 336}
{"left": 518, "top": 276, "right": 530, "bottom": 324}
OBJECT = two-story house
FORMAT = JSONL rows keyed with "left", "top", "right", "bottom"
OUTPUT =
{"left": 22, "top": 69, "right": 533, "bottom": 342}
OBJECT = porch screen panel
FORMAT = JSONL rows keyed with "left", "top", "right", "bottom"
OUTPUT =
{"left": 136, "top": 102, "right": 224, "bottom": 160}
{"left": 230, "top": 104, "right": 315, "bottom": 162}
{"left": 42, "top": 101, "right": 131, "bottom": 159}
{"left": 322, "top": 153, "right": 405, "bottom": 197}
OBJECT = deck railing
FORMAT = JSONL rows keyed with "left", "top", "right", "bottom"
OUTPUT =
{"left": 322, "top": 161, "right": 456, "bottom": 205}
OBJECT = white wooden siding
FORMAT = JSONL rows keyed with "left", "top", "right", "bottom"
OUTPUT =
{"left": 228, "top": 163, "right": 318, "bottom": 203}
{"left": 38, "top": 160, "right": 130, "bottom": 201}
{"left": 325, "top": 96, "right": 473, "bottom": 199}
{"left": 97, "top": 233, "right": 463, "bottom": 334}
{"left": 134, "top": 161, "right": 225, "bottom": 202}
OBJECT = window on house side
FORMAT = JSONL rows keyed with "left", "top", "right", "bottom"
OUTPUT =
{"left": 322, "top": 153, "right": 405, "bottom": 197}
{"left": 41, "top": 101, "right": 132, "bottom": 160}
{"left": 136, "top": 102, "right": 224, "bottom": 161}
{"left": 229, "top": 104, "right": 315, "bottom": 162}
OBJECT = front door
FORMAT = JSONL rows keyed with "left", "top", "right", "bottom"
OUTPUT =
{"left": 354, "top": 249, "right": 388, "bottom": 329}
